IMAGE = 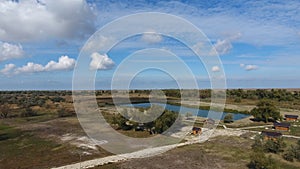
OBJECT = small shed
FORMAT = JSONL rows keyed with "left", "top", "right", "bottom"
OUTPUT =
{"left": 261, "top": 131, "right": 282, "bottom": 140}
{"left": 284, "top": 115, "right": 298, "bottom": 122}
{"left": 192, "top": 127, "right": 202, "bottom": 135}
{"left": 273, "top": 122, "right": 290, "bottom": 131}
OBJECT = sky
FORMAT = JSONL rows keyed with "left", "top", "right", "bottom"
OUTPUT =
{"left": 0, "top": 0, "right": 300, "bottom": 90}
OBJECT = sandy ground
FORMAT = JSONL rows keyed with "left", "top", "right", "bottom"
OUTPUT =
{"left": 51, "top": 128, "right": 247, "bottom": 169}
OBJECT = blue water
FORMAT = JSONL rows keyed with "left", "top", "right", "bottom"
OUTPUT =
{"left": 125, "top": 103, "right": 250, "bottom": 121}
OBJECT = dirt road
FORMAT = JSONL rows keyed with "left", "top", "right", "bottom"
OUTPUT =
{"left": 51, "top": 128, "right": 246, "bottom": 169}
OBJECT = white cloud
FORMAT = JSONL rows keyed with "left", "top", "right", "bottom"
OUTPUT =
{"left": 94, "top": 1, "right": 300, "bottom": 46}
{"left": 0, "top": 63, "right": 16, "bottom": 75}
{"left": 0, "top": 0, "right": 95, "bottom": 42}
{"left": 210, "top": 33, "right": 241, "bottom": 56}
{"left": 1, "top": 55, "right": 75, "bottom": 75}
{"left": 90, "top": 52, "right": 115, "bottom": 70}
{"left": 83, "top": 35, "right": 113, "bottom": 52}
{"left": 192, "top": 42, "right": 204, "bottom": 55}
{"left": 15, "top": 62, "right": 44, "bottom": 74}
{"left": 213, "top": 39, "right": 232, "bottom": 55}
{"left": 212, "top": 66, "right": 220, "bottom": 72}
{"left": 193, "top": 33, "right": 241, "bottom": 57}
{"left": 141, "top": 31, "right": 163, "bottom": 43}
{"left": 240, "top": 63, "right": 258, "bottom": 71}
{"left": 45, "top": 55, "right": 75, "bottom": 71}
{"left": 0, "top": 42, "right": 24, "bottom": 61}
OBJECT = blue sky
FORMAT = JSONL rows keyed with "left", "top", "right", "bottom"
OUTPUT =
{"left": 0, "top": 0, "right": 300, "bottom": 90}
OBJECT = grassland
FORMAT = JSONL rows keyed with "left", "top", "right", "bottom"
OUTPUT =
{"left": 91, "top": 136, "right": 300, "bottom": 169}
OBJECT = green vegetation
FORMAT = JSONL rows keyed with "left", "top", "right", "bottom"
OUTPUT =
{"left": 154, "top": 109, "right": 177, "bottom": 133}
{"left": 111, "top": 106, "right": 178, "bottom": 134}
{"left": 224, "top": 113, "right": 234, "bottom": 123}
{"left": 252, "top": 135, "right": 286, "bottom": 154}
{"left": 0, "top": 104, "right": 10, "bottom": 118}
{"left": 283, "top": 140, "right": 300, "bottom": 162}
{"left": 20, "top": 107, "right": 38, "bottom": 117}
{"left": 249, "top": 151, "right": 278, "bottom": 169}
{"left": 250, "top": 100, "right": 281, "bottom": 122}
{"left": 249, "top": 134, "right": 300, "bottom": 169}
{"left": 0, "top": 89, "right": 299, "bottom": 168}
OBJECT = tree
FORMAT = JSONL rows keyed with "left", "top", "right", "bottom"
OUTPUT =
{"left": 112, "top": 114, "right": 132, "bottom": 130}
{"left": 224, "top": 113, "right": 234, "bottom": 123}
{"left": 154, "top": 110, "right": 177, "bottom": 133}
{"left": 250, "top": 100, "right": 280, "bottom": 122}
{"left": 0, "top": 104, "right": 10, "bottom": 118}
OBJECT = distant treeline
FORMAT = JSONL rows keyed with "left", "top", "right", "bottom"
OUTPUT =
{"left": 161, "top": 89, "right": 300, "bottom": 101}
{"left": 1, "top": 88, "right": 300, "bottom": 105}
{"left": 1, "top": 89, "right": 300, "bottom": 101}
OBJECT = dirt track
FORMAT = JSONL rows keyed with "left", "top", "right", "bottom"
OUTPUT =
{"left": 51, "top": 128, "right": 247, "bottom": 169}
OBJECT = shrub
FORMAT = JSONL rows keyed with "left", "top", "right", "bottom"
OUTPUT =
{"left": 21, "top": 107, "right": 37, "bottom": 117}
{"left": 248, "top": 151, "right": 278, "bottom": 169}
{"left": 57, "top": 108, "right": 74, "bottom": 118}
{"left": 264, "top": 138, "right": 286, "bottom": 154}
{"left": 224, "top": 113, "right": 234, "bottom": 123}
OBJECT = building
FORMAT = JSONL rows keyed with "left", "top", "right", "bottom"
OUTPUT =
{"left": 273, "top": 122, "right": 290, "bottom": 131}
{"left": 261, "top": 131, "right": 282, "bottom": 140}
{"left": 284, "top": 115, "right": 299, "bottom": 122}
{"left": 192, "top": 127, "right": 202, "bottom": 135}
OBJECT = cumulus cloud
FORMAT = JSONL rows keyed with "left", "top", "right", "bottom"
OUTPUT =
{"left": 0, "top": 63, "right": 16, "bottom": 76}
{"left": 240, "top": 64, "right": 258, "bottom": 71}
{"left": 193, "top": 33, "right": 241, "bottom": 56}
{"left": 83, "top": 35, "right": 113, "bottom": 52}
{"left": 15, "top": 62, "right": 45, "bottom": 74}
{"left": 0, "top": 0, "right": 95, "bottom": 42}
{"left": 210, "top": 33, "right": 241, "bottom": 56}
{"left": 1, "top": 55, "right": 75, "bottom": 75}
{"left": 44, "top": 56, "right": 75, "bottom": 71}
{"left": 141, "top": 31, "right": 163, "bottom": 43}
{"left": 0, "top": 42, "right": 24, "bottom": 61}
{"left": 212, "top": 66, "right": 220, "bottom": 72}
{"left": 90, "top": 52, "right": 115, "bottom": 70}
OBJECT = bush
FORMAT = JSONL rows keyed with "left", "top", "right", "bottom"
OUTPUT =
{"left": 264, "top": 138, "right": 286, "bottom": 154}
{"left": 251, "top": 135, "right": 264, "bottom": 151}
{"left": 0, "top": 104, "right": 10, "bottom": 118}
{"left": 283, "top": 141, "right": 300, "bottom": 162}
{"left": 283, "top": 151, "right": 294, "bottom": 162}
{"left": 224, "top": 113, "right": 234, "bottom": 123}
{"left": 57, "top": 108, "right": 74, "bottom": 118}
{"left": 248, "top": 151, "right": 278, "bottom": 169}
{"left": 234, "top": 97, "right": 242, "bottom": 103}
{"left": 21, "top": 107, "right": 37, "bottom": 117}
{"left": 51, "top": 96, "right": 65, "bottom": 103}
